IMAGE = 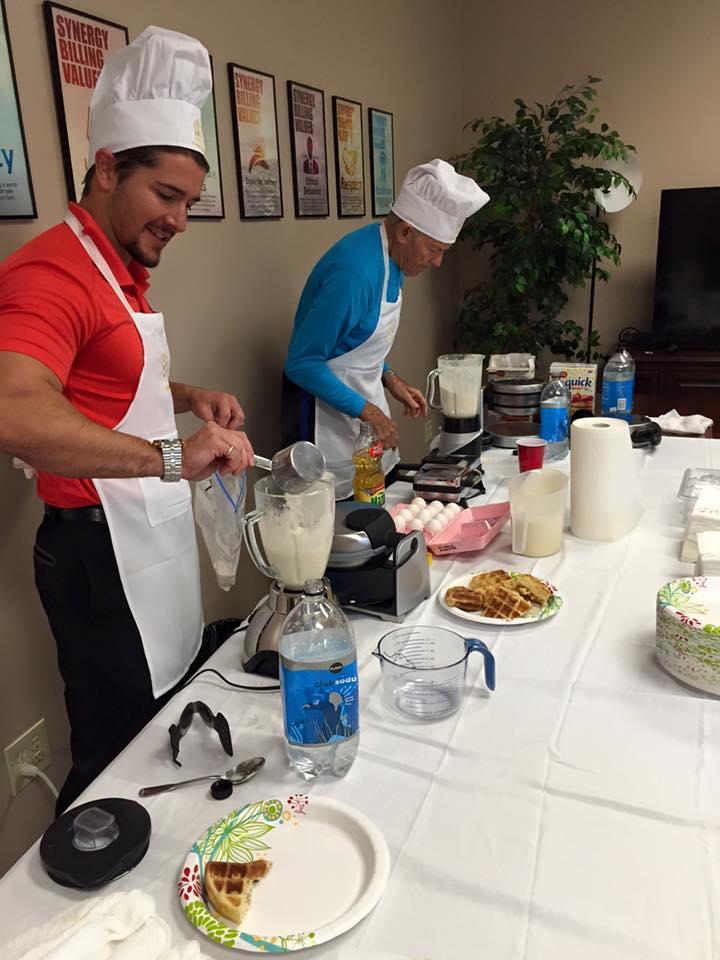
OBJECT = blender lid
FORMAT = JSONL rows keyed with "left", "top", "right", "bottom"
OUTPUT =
{"left": 328, "top": 503, "right": 395, "bottom": 568}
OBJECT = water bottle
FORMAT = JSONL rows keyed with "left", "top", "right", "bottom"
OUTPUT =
{"left": 279, "top": 579, "right": 359, "bottom": 780}
{"left": 540, "top": 375, "right": 570, "bottom": 461}
{"left": 601, "top": 349, "right": 635, "bottom": 421}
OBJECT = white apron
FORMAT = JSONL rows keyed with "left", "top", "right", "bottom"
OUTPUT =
{"left": 64, "top": 211, "right": 203, "bottom": 697}
{"left": 315, "top": 223, "right": 402, "bottom": 500}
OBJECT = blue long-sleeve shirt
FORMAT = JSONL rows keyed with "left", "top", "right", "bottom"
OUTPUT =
{"left": 284, "top": 223, "right": 403, "bottom": 417}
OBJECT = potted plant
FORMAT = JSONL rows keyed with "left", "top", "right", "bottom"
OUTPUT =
{"left": 453, "top": 76, "right": 636, "bottom": 361}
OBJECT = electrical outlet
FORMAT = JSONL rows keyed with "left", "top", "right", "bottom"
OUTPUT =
{"left": 4, "top": 718, "right": 51, "bottom": 797}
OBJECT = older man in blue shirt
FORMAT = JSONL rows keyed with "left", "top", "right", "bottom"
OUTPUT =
{"left": 282, "top": 159, "right": 489, "bottom": 499}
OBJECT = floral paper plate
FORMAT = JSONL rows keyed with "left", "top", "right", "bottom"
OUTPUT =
{"left": 179, "top": 794, "right": 390, "bottom": 952}
{"left": 657, "top": 576, "right": 720, "bottom": 694}
{"left": 438, "top": 570, "right": 563, "bottom": 625}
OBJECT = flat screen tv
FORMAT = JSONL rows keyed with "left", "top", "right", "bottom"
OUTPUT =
{"left": 652, "top": 186, "right": 720, "bottom": 349}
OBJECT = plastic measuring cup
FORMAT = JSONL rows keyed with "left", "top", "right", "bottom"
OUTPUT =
{"left": 508, "top": 467, "right": 568, "bottom": 557}
{"left": 372, "top": 626, "right": 495, "bottom": 720}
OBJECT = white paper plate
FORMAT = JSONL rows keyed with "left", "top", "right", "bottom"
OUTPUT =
{"left": 439, "top": 571, "right": 563, "bottom": 625}
{"left": 179, "top": 794, "right": 390, "bottom": 952}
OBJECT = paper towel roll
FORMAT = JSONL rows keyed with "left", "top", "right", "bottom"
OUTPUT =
{"left": 570, "top": 417, "right": 642, "bottom": 541}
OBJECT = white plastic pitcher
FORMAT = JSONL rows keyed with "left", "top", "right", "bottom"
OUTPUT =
{"left": 508, "top": 468, "right": 568, "bottom": 557}
{"left": 426, "top": 354, "right": 485, "bottom": 418}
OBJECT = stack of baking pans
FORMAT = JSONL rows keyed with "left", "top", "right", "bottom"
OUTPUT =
{"left": 487, "top": 378, "right": 544, "bottom": 418}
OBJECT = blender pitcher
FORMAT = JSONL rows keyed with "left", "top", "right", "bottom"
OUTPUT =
{"left": 243, "top": 475, "right": 336, "bottom": 590}
{"left": 426, "top": 354, "right": 485, "bottom": 419}
{"left": 508, "top": 468, "right": 568, "bottom": 557}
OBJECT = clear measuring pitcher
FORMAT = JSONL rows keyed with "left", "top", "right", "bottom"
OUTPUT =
{"left": 373, "top": 626, "right": 495, "bottom": 720}
{"left": 508, "top": 468, "right": 568, "bottom": 557}
{"left": 426, "top": 354, "right": 485, "bottom": 418}
{"left": 242, "top": 474, "right": 335, "bottom": 590}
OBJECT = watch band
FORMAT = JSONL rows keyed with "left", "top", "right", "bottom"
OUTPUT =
{"left": 149, "top": 438, "right": 183, "bottom": 482}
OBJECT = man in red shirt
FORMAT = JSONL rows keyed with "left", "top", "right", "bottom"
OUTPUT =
{"left": 0, "top": 27, "right": 253, "bottom": 813}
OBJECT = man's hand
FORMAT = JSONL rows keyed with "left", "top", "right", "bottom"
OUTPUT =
{"left": 383, "top": 372, "right": 429, "bottom": 420}
{"left": 171, "top": 382, "right": 245, "bottom": 428}
{"left": 360, "top": 402, "right": 398, "bottom": 450}
{"left": 182, "top": 421, "right": 255, "bottom": 481}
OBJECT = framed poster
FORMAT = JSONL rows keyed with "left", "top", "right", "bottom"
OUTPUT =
{"left": 287, "top": 80, "right": 329, "bottom": 218}
{"left": 228, "top": 62, "right": 283, "bottom": 219}
{"left": 368, "top": 107, "right": 394, "bottom": 217}
{"left": 332, "top": 96, "right": 365, "bottom": 218}
{"left": 0, "top": 0, "right": 36, "bottom": 218}
{"left": 188, "top": 56, "right": 224, "bottom": 220}
{"left": 43, "top": 2, "right": 128, "bottom": 203}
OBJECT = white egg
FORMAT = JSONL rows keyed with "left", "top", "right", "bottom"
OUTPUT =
{"left": 408, "top": 518, "right": 424, "bottom": 532}
{"left": 398, "top": 509, "right": 413, "bottom": 523}
{"left": 417, "top": 508, "right": 433, "bottom": 524}
{"left": 407, "top": 504, "right": 421, "bottom": 517}
{"left": 445, "top": 502, "right": 462, "bottom": 516}
{"left": 429, "top": 500, "right": 444, "bottom": 514}
{"left": 426, "top": 518, "right": 443, "bottom": 536}
{"left": 393, "top": 515, "right": 406, "bottom": 533}
{"left": 411, "top": 497, "right": 427, "bottom": 509}
{"left": 435, "top": 513, "right": 450, "bottom": 529}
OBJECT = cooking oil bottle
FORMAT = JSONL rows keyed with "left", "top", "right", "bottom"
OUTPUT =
{"left": 352, "top": 422, "right": 385, "bottom": 505}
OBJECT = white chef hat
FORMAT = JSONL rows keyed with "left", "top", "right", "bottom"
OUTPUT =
{"left": 391, "top": 159, "right": 490, "bottom": 244}
{"left": 88, "top": 25, "right": 211, "bottom": 163}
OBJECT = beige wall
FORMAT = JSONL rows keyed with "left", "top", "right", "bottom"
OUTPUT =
{"left": 458, "top": 0, "right": 720, "bottom": 355}
{"left": 0, "top": 0, "right": 463, "bottom": 873}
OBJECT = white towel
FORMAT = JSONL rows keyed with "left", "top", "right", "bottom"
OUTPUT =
{"left": 649, "top": 409, "right": 713, "bottom": 435}
{"left": 5, "top": 891, "right": 210, "bottom": 960}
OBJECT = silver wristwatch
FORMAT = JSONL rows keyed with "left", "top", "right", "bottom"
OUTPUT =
{"left": 150, "top": 438, "right": 183, "bottom": 483}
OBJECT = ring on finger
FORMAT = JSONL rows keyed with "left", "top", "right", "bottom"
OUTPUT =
{"left": 226, "top": 444, "right": 234, "bottom": 457}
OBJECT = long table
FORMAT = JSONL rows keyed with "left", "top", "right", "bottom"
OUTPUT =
{"left": 2, "top": 437, "right": 718, "bottom": 959}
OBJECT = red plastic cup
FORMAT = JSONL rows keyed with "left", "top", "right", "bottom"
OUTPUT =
{"left": 516, "top": 437, "right": 546, "bottom": 472}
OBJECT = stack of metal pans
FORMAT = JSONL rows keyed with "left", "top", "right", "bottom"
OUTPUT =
{"left": 487, "top": 378, "right": 544, "bottom": 418}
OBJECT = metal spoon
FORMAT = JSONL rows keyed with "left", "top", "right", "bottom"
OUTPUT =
{"left": 138, "top": 756, "right": 265, "bottom": 797}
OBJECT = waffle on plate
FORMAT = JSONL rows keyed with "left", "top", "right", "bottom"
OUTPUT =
{"left": 444, "top": 571, "right": 552, "bottom": 620}
{"left": 205, "top": 859, "right": 272, "bottom": 926}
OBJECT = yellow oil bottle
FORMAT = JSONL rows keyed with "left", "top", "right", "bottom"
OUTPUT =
{"left": 352, "top": 422, "right": 385, "bottom": 505}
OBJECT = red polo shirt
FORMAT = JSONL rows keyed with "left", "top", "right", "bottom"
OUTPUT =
{"left": 0, "top": 203, "right": 151, "bottom": 506}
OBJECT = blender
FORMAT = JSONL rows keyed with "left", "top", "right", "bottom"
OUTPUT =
{"left": 242, "top": 474, "right": 335, "bottom": 677}
{"left": 426, "top": 353, "right": 486, "bottom": 457}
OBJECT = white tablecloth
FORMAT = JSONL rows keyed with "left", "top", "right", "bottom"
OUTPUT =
{"left": 3, "top": 438, "right": 719, "bottom": 960}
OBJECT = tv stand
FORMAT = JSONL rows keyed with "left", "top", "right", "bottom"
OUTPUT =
{"left": 633, "top": 350, "right": 720, "bottom": 426}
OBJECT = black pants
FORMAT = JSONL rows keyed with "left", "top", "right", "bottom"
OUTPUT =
{"left": 34, "top": 513, "right": 183, "bottom": 816}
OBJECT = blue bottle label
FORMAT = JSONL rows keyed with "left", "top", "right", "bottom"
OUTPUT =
{"left": 540, "top": 406, "right": 568, "bottom": 443}
{"left": 601, "top": 378, "right": 634, "bottom": 415}
{"left": 281, "top": 656, "right": 359, "bottom": 746}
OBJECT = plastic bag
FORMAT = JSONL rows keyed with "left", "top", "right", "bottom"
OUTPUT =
{"left": 193, "top": 471, "right": 246, "bottom": 590}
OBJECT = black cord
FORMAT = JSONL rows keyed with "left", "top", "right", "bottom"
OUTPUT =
{"left": 183, "top": 666, "right": 280, "bottom": 693}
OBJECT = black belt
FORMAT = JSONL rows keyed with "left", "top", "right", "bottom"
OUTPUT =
{"left": 44, "top": 504, "right": 106, "bottom": 524}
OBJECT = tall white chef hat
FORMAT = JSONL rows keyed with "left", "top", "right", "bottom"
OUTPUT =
{"left": 391, "top": 159, "right": 490, "bottom": 244}
{"left": 87, "top": 25, "right": 211, "bottom": 164}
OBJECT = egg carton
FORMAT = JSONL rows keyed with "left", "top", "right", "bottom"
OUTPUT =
{"left": 389, "top": 499, "right": 510, "bottom": 556}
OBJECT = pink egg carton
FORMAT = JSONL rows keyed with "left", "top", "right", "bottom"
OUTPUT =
{"left": 388, "top": 501, "right": 510, "bottom": 556}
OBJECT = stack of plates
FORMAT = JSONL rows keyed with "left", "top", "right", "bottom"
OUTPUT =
{"left": 656, "top": 577, "right": 720, "bottom": 694}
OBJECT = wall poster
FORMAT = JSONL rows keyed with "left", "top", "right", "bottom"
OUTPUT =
{"left": 369, "top": 107, "right": 394, "bottom": 217}
{"left": 332, "top": 95, "right": 365, "bottom": 218}
{"left": 43, "top": 2, "right": 128, "bottom": 203}
{"left": 287, "top": 79, "right": 328, "bottom": 218}
{"left": 188, "top": 56, "right": 224, "bottom": 219}
{"left": 228, "top": 62, "right": 283, "bottom": 219}
{"left": 0, "top": 0, "right": 36, "bottom": 218}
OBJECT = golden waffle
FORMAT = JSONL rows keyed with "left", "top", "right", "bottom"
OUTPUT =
{"left": 444, "top": 586, "right": 487, "bottom": 612}
{"left": 482, "top": 584, "right": 532, "bottom": 620}
{"left": 205, "top": 859, "right": 272, "bottom": 926}
{"left": 511, "top": 574, "right": 552, "bottom": 607}
{"left": 469, "top": 570, "right": 511, "bottom": 595}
